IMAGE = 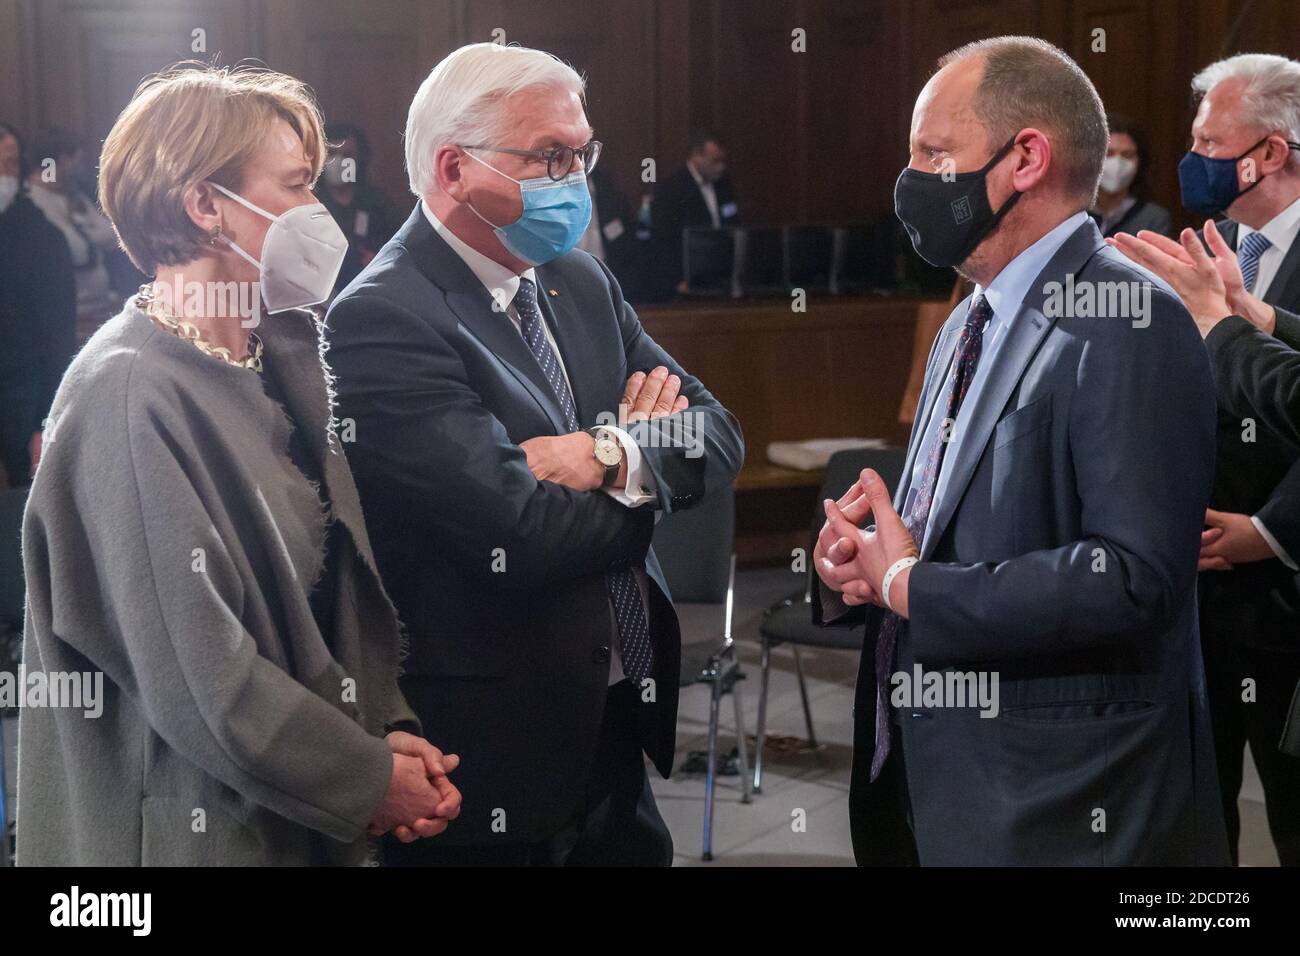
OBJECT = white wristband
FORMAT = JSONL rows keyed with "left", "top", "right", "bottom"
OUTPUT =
{"left": 881, "top": 556, "right": 919, "bottom": 613}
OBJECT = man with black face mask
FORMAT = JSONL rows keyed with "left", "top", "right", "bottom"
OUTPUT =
{"left": 812, "top": 36, "right": 1227, "bottom": 866}
{"left": 1112, "top": 52, "right": 1300, "bottom": 868}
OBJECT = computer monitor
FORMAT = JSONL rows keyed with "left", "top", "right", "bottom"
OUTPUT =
{"left": 784, "top": 226, "right": 833, "bottom": 292}
{"left": 682, "top": 226, "right": 739, "bottom": 297}
{"left": 739, "top": 227, "right": 784, "bottom": 296}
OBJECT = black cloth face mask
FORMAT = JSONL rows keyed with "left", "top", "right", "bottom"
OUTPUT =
{"left": 894, "top": 135, "right": 1024, "bottom": 268}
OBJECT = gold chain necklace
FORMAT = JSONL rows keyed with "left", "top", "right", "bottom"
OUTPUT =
{"left": 135, "top": 285, "right": 264, "bottom": 373}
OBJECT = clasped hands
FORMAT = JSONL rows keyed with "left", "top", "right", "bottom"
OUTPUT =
{"left": 1107, "top": 220, "right": 1277, "bottom": 339}
{"left": 368, "top": 731, "right": 462, "bottom": 844}
{"left": 519, "top": 366, "right": 689, "bottom": 491}
{"left": 814, "top": 469, "right": 919, "bottom": 618}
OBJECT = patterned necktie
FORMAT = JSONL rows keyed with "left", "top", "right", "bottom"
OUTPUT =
{"left": 868, "top": 293, "right": 993, "bottom": 781}
{"left": 512, "top": 277, "right": 654, "bottom": 683}
{"left": 1238, "top": 231, "right": 1273, "bottom": 295}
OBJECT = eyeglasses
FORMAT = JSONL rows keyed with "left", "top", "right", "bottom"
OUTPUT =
{"left": 459, "top": 140, "right": 602, "bottom": 181}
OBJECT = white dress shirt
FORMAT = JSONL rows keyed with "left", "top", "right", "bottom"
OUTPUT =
{"left": 906, "top": 211, "right": 1089, "bottom": 551}
{"left": 1236, "top": 195, "right": 1300, "bottom": 570}
{"left": 1237, "top": 193, "right": 1300, "bottom": 300}
{"left": 422, "top": 201, "right": 660, "bottom": 683}
{"left": 687, "top": 161, "right": 722, "bottom": 228}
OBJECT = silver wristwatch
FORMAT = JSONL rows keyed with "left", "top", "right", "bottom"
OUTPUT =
{"left": 588, "top": 427, "right": 624, "bottom": 487}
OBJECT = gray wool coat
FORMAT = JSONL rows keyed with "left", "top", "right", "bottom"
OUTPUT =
{"left": 16, "top": 300, "right": 419, "bottom": 866}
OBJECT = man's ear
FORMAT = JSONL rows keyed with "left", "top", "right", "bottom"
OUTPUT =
{"left": 1009, "top": 128, "right": 1052, "bottom": 193}
{"left": 436, "top": 145, "right": 469, "bottom": 201}
{"left": 1261, "top": 134, "right": 1293, "bottom": 175}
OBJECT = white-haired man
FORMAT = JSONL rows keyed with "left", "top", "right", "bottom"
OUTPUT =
{"left": 326, "top": 42, "right": 743, "bottom": 866}
{"left": 1113, "top": 52, "right": 1300, "bottom": 867}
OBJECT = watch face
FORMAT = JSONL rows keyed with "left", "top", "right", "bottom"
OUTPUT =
{"left": 594, "top": 437, "right": 622, "bottom": 466}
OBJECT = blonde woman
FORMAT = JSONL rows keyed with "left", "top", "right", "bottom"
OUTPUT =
{"left": 16, "top": 64, "right": 459, "bottom": 865}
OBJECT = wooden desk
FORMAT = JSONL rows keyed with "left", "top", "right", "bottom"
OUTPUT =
{"left": 639, "top": 296, "right": 939, "bottom": 563}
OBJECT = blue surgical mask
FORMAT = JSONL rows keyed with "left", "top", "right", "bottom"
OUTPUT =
{"left": 463, "top": 150, "right": 592, "bottom": 265}
{"left": 1178, "top": 136, "right": 1300, "bottom": 215}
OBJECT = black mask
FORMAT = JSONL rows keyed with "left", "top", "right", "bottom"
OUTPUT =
{"left": 894, "top": 136, "right": 1023, "bottom": 268}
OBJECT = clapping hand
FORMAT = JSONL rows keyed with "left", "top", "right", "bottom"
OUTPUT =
{"left": 1107, "top": 222, "right": 1277, "bottom": 338}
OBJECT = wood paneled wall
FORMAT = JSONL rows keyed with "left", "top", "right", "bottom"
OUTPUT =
{"left": 2, "top": 0, "right": 1299, "bottom": 232}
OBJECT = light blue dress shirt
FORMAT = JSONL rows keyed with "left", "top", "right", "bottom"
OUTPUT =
{"left": 904, "top": 211, "right": 1090, "bottom": 553}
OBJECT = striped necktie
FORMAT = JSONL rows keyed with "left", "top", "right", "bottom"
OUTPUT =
{"left": 512, "top": 277, "right": 654, "bottom": 683}
{"left": 1238, "top": 230, "right": 1273, "bottom": 295}
{"left": 869, "top": 293, "right": 993, "bottom": 781}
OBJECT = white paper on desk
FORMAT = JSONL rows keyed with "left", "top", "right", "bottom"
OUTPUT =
{"left": 766, "top": 438, "right": 888, "bottom": 472}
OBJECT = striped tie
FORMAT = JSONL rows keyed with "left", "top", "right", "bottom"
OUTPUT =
{"left": 1238, "top": 231, "right": 1272, "bottom": 295}
{"left": 512, "top": 277, "right": 654, "bottom": 683}
{"left": 869, "top": 293, "right": 993, "bottom": 781}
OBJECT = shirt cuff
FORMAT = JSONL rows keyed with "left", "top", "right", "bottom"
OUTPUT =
{"left": 599, "top": 426, "right": 657, "bottom": 507}
{"left": 1251, "top": 514, "right": 1299, "bottom": 571}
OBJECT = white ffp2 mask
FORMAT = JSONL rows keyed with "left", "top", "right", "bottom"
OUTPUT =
{"left": 209, "top": 182, "right": 348, "bottom": 313}
{"left": 1099, "top": 156, "right": 1137, "bottom": 195}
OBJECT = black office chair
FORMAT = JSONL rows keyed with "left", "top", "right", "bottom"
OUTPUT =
{"left": 752, "top": 448, "right": 906, "bottom": 793}
{"left": 652, "top": 481, "right": 751, "bottom": 860}
{"left": 0, "top": 486, "right": 30, "bottom": 867}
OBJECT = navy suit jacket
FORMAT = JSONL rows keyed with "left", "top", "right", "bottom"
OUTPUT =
{"left": 325, "top": 204, "right": 744, "bottom": 845}
{"left": 817, "top": 219, "right": 1229, "bottom": 865}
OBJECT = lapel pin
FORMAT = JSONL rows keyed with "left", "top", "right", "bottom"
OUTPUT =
{"left": 549, "top": 289, "right": 559, "bottom": 297}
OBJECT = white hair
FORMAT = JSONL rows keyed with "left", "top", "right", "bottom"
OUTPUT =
{"left": 1192, "top": 53, "right": 1300, "bottom": 170}
{"left": 404, "top": 42, "right": 586, "bottom": 197}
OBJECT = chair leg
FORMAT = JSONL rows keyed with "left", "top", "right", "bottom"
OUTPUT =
{"left": 731, "top": 668, "right": 753, "bottom": 805}
{"left": 702, "top": 673, "right": 723, "bottom": 862}
{"left": 792, "top": 644, "right": 819, "bottom": 748}
{"left": 754, "top": 637, "right": 770, "bottom": 793}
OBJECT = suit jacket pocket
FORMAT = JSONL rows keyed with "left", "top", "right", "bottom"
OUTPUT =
{"left": 994, "top": 394, "right": 1052, "bottom": 448}
{"left": 1001, "top": 697, "right": 1156, "bottom": 722}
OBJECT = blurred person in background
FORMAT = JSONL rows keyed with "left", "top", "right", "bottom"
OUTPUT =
{"left": 25, "top": 126, "right": 125, "bottom": 335}
{"left": 317, "top": 121, "right": 397, "bottom": 294}
{"left": 651, "top": 131, "right": 740, "bottom": 296}
{"left": 0, "top": 121, "right": 77, "bottom": 489}
{"left": 1089, "top": 112, "right": 1172, "bottom": 238}
{"left": 16, "top": 65, "right": 460, "bottom": 866}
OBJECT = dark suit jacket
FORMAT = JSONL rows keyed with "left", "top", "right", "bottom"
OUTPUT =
{"left": 0, "top": 191, "right": 78, "bottom": 418}
{"left": 1208, "top": 315, "right": 1300, "bottom": 448}
{"left": 588, "top": 168, "right": 635, "bottom": 278}
{"left": 1204, "top": 219, "right": 1300, "bottom": 639}
{"left": 1205, "top": 314, "right": 1300, "bottom": 758}
{"left": 816, "top": 219, "right": 1229, "bottom": 865}
{"left": 1090, "top": 198, "right": 1172, "bottom": 238}
{"left": 325, "top": 204, "right": 744, "bottom": 845}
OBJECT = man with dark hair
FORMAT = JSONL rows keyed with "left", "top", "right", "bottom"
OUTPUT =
{"left": 0, "top": 121, "right": 78, "bottom": 488}
{"left": 650, "top": 131, "right": 739, "bottom": 295}
{"left": 814, "top": 36, "right": 1227, "bottom": 866}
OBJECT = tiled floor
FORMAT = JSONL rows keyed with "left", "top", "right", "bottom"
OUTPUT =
{"left": 654, "top": 565, "right": 1282, "bottom": 867}
{"left": 0, "top": 566, "right": 1282, "bottom": 866}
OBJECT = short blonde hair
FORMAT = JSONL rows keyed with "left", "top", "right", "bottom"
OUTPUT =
{"left": 99, "top": 62, "right": 327, "bottom": 275}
